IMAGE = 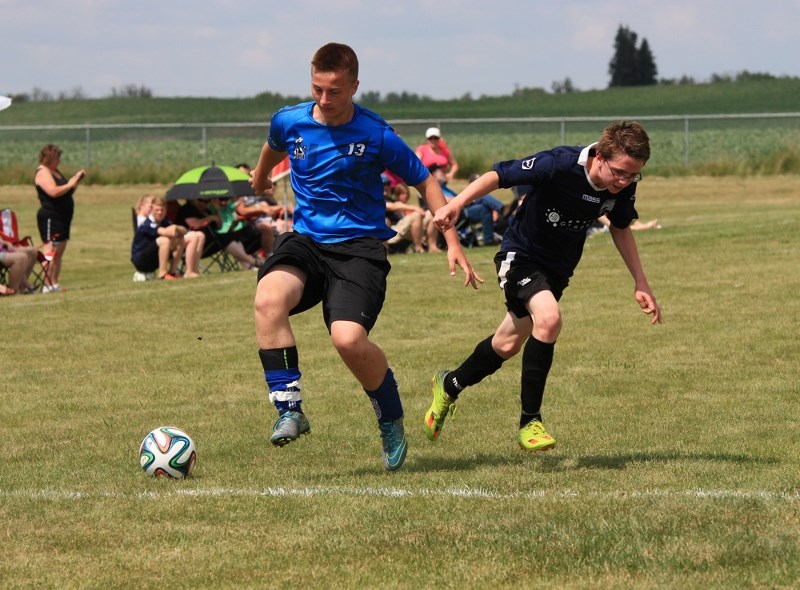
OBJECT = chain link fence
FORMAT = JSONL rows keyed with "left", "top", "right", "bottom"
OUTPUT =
{"left": 1, "top": 113, "right": 798, "bottom": 183}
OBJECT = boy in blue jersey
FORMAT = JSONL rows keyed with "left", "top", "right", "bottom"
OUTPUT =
{"left": 250, "top": 43, "right": 481, "bottom": 471}
{"left": 424, "top": 121, "right": 662, "bottom": 452}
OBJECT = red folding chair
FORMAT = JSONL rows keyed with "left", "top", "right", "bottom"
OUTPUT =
{"left": 0, "top": 208, "right": 53, "bottom": 288}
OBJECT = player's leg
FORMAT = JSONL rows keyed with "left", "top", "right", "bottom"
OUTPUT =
{"left": 517, "top": 290, "right": 561, "bottom": 452}
{"left": 326, "top": 254, "right": 407, "bottom": 471}
{"left": 424, "top": 312, "right": 530, "bottom": 441}
{"left": 255, "top": 264, "right": 310, "bottom": 447}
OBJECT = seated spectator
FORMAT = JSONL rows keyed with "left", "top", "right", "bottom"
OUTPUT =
{"left": 131, "top": 196, "right": 204, "bottom": 280}
{"left": 0, "top": 235, "right": 37, "bottom": 294}
{"left": 176, "top": 198, "right": 260, "bottom": 270}
{"left": 383, "top": 176, "right": 425, "bottom": 254}
{"left": 236, "top": 174, "right": 293, "bottom": 235}
{"left": 464, "top": 173, "right": 505, "bottom": 246}
{"left": 428, "top": 164, "right": 501, "bottom": 247}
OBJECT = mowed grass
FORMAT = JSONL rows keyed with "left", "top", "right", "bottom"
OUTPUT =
{"left": 1, "top": 177, "right": 798, "bottom": 589}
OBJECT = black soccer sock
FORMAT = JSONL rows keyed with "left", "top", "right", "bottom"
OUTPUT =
{"left": 519, "top": 337, "right": 555, "bottom": 428}
{"left": 446, "top": 335, "right": 506, "bottom": 399}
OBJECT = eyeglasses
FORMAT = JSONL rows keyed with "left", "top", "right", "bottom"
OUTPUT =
{"left": 603, "top": 160, "right": 642, "bottom": 183}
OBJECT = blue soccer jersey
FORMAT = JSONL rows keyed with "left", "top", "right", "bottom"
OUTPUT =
{"left": 496, "top": 144, "right": 639, "bottom": 280}
{"left": 267, "top": 102, "right": 429, "bottom": 243}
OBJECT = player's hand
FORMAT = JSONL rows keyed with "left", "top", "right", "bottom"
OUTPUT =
{"left": 635, "top": 289, "right": 662, "bottom": 324}
{"left": 251, "top": 174, "right": 273, "bottom": 196}
{"left": 434, "top": 202, "right": 462, "bottom": 233}
{"left": 447, "top": 248, "right": 484, "bottom": 290}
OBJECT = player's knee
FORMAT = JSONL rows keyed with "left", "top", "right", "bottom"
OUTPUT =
{"left": 534, "top": 311, "right": 562, "bottom": 340}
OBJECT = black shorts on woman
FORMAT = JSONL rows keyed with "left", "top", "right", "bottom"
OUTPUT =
{"left": 257, "top": 232, "right": 390, "bottom": 333}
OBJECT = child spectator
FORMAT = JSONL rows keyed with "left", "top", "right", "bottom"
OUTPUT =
{"left": 131, "top": 196, "right": 204, "bottom": 280}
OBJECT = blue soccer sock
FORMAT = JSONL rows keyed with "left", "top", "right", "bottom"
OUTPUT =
{"left": 365, "top": 368, "right": 403, "bottom": 423}
{"left": 259, "top": 347, "right": 303, "bottom": 414}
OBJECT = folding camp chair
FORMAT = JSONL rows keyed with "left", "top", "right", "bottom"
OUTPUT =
{"left": 0, "top": 208, "right": 52, "bottom": 288}
{"left": 200, "top": 229, "right": 240, "bottom": 274}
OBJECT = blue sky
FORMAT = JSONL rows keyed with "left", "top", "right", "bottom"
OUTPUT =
{"left": 3, "top": 0, "right": 799, "bottom": 100}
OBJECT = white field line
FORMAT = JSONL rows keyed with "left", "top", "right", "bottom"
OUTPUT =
{"left": 1, "top": 486, "right": 798, "bottom": 502}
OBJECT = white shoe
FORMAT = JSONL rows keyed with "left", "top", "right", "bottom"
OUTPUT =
{"left": 42, "top": 284, "right": 61, "bottom": 293}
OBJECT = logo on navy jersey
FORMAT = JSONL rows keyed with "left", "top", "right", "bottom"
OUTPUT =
{"left": 293, "top": 137, "right": 306, "bottom": 160}
{"left": 521, "top": 157, "right": 535, "bottom": 170}
{"left": 582, "top": 194, "right": 600, "bottom": 203}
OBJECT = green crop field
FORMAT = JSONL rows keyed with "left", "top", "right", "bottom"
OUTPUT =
{"left": 1, "top": 177, "right": 798, "bottom": 588}
{"left": 1, "top": 79, "right": 799, "bottom": 184}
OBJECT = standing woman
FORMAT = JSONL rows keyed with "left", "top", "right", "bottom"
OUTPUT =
{"left": 34, "top": 144, "right": 85, "bottom": 293}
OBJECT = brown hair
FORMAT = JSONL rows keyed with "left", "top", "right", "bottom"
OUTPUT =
{"left": 311, "top": 43, "right": 359, "bottom": 80}
{"left": 596, "top": 121, "right": 650, "bottom": 163}
{"left": 39, "top": 144, "right": 63, "bottom": 166}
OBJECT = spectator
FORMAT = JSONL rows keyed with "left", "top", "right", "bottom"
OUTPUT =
{"left": 176, "top": 198, "right": 259, "bottom": 270}
{"left": 416, "top": 127, "right": 459, "bottom": 183}
{"left": 238, "top": 165, "right": 293, "bottom": 236}
{"left": 383, "top": 175, "right": 425, "bottom": 253}
{"left": 0, "top": 235, "right": 37, "bottom": 294}
{"left": 34, "top": 144, "right": 86, "bottom": 293}
{"left": 131, "top": 196, "right": 204, "bottom": 280}
{"left": 217, "top": 197, "right": 269, "bottom": 262}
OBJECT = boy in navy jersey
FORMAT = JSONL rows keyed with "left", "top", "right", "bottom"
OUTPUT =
{"left": 424, "top": 121, "right": 662, "bottom": 451}
{"left": 251, "top": 43, "right": 480, "bottom": 471}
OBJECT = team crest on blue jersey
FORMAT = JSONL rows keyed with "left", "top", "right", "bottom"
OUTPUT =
{"left": 293, "top": 137, "right": 307, "bottom": 160}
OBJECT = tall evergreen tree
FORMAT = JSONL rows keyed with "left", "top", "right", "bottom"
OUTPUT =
{"left": 608, "top": 25, "right": 658, "bottom": 87}
{"left": 637, "top": 38, "right": 658, "bottom": 85}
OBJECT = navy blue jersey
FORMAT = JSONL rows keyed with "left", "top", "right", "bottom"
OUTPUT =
{"left": 131, "top": 217, "right": 168, "bottom": 260}
{"left": 495, "top": 144, "right": 639, "bottom": 280}
{"left": 268, "top": 101, "right": 429, "bottom": 243}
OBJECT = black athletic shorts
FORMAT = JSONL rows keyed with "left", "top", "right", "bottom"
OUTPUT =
{"left": 494, "top": 251, "right": 569, "bottom": 319}
{"left": 37, "top": 210, "right": 72, "bottom": 243}
{"left": 257, "top": 232, "right": 391, "bottom": 332}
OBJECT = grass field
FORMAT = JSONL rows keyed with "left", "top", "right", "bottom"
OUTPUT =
{"left": 1, "top": 178, "right": 798, "bottom": 588}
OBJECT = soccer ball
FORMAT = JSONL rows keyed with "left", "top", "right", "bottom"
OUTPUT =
{"left": 139, "top": 426, "right": 197, "bottom": 479}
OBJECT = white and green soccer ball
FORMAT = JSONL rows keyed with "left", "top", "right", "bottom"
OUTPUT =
{"left": 139, "top": 426, "right": 197, "bottom": 479}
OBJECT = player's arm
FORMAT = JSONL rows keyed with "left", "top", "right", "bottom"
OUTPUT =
{"left": 415, "top": 175, "right": 483, "bottom": 289}
{"left": 433, "top": 171, "right": 500, "bottom": 232}
{"left": 252, "top": 144, "right": 287, "bottom": 196}
{"left": 609, "top": 225, "right": 662, "bottom": 324}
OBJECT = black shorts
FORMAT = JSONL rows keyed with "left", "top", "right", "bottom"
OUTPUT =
{"left": 494, "top": 251, "right": 569, "bottom": 319}
{"left": 37, "top": 210, "right": 72, "bottom": 243}
{"left": 257, "top": 232, "right": 390, "bottom": 332}
{"left": 131, "top": 240, "right": 159, "bottom": 273}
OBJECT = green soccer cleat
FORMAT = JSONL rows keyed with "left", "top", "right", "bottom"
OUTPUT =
{"left": 270, "top": 411, "right": 311, "bottom": 447}
{"left": 379, "top": 417, "right": 408, "bottom": 471}
{"left": 517, "top": 420, "right": 556, "bottom": 452}
{"left": 424, "top": 370, "right": 456, "bottom": 441}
